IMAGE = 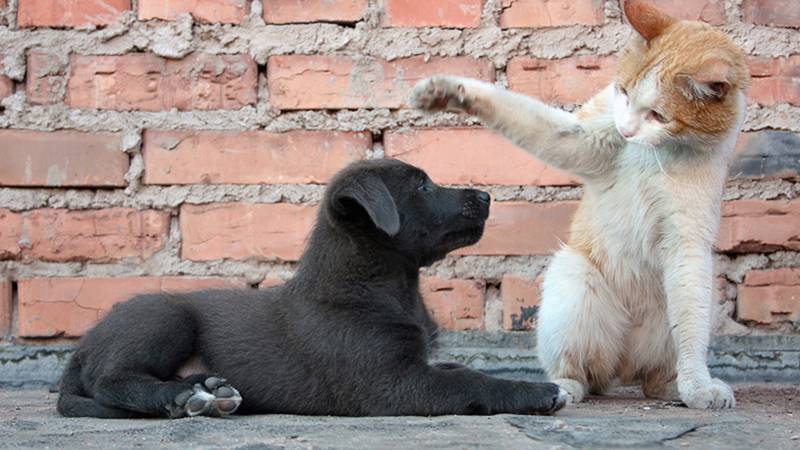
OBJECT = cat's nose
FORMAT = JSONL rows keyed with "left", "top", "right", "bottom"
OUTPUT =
{"left": 619, "top": 127, "right": 636, "bottom": 138}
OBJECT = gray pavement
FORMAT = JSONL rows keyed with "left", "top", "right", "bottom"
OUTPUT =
{"left": 1, "top": 384, "right": 798, "bottom": 450}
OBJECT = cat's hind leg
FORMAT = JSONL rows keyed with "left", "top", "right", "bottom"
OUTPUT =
{"left": 536, "top": 247, "right": 628, "bottom": 403}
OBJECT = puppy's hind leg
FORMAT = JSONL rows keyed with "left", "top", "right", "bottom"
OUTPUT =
{"left": 86, "top": 298, "right": 241, "bottom": 418}
{"left": 537, "top": 247, "right": 628, "bottom": 404}
{"left": 94, "top": 373, "right": 242, "bottom": 418}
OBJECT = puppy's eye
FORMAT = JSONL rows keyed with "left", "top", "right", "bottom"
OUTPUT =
{"left": 417, "top": 179, "right": 432, "bottom": 192}
{"left": 647, "top": 109, "right": 668, "bottom": 123}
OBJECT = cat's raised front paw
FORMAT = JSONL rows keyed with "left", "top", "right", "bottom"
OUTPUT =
{"left": 410, "top": 76, "right": 471, "bottom": 112}
{"left": 681, "top": 378, "right": 735, "bottom": 409}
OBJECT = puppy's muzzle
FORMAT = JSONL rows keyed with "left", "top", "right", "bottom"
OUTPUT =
{"left": 462, "top": 189, "right": 491, "bottom": 220}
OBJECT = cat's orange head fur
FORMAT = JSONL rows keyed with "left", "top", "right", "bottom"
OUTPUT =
{"left": 613, "top": 0, "right": 749, "bottom": 146}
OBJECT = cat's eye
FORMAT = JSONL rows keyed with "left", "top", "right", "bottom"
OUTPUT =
{"left": 617, "top": 85, "right": 628, "bottom": 96}
{"left": 647, "top": 110, "right": 668, "bottom": 123}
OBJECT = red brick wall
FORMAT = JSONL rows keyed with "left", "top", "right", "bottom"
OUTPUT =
{"left": 0, "top": 0, "right": 798, "bottom": 340}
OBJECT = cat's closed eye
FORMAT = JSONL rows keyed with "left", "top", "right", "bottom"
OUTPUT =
{"left": 646, "top": 109, "right": 668, "bottom": 123}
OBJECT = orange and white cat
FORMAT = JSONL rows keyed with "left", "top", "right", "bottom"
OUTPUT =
{"left": 411, "top": 0, "right": 749, "bottom": 409}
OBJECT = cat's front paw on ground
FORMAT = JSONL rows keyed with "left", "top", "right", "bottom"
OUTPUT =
{"left": 410, "top": 76, "right": 470, "bottom": 112}
{"left": 681, "top": 378, "right": 735, "bottom": 409}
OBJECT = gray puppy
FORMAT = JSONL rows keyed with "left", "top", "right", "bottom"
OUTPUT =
{"left": 57, "top": 159, "right": 567, "bottom": 418}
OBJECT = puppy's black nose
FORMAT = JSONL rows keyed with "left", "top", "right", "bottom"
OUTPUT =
{"left": 477, "top": 191, "right": 490, "bottom": 205}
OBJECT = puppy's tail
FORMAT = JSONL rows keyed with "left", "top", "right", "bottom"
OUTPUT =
{"left": 56, "top": 355, "right": 136, "bottom": 418}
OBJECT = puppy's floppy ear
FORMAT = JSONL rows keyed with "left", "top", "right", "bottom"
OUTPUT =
{"left": 332, "top": 171, "right": 400, "bottom": 236}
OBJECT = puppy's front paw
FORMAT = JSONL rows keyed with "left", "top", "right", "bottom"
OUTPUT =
{"left": 680, "top": 378, "right": 735, "bottom": 409}
{"left": 410, "top": 76, "right": 471, "bottom": 112}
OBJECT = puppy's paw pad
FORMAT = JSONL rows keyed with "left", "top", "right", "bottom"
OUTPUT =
{"left": 205, "top": 378, "right": 242, "bottom": 417}
{"left": 681, "top": 379, "right": 735, "bottom": 409}
{"left": 170, "top": 384, "right": 216, "bottom": 418}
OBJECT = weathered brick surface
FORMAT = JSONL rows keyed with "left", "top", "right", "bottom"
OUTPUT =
{"left": 0, "top": 130, "right": 128, "bottom": 187}
{"left": 501, "top": 275, "right": 542, "bottom": 331}
{"left": 456, "top": 201, "right": 577, "bottom": 256}
{"left": 143, "top": 130, "right": 370, "bottom": 185}
{"left": 26, "top": 52, "right": 66, "bottom": 105}
{"left": 748, "top": 56, "right": 800, "bottom": 107}
{"left": 0, "top": 280, "right": 11, "bottom": 338}
{"left": 18, "top": 0, "right": 131, "bottom": 28}
{"left": 384, "top": 128, "right": 578, "bottom": 186}
{"left": 737, "top": 269, "right": 800, "bottom": 324}
{"left": 507, "top": 56, "right": 617, "bottom": 105}
{"left": 17, "top": 277, "right": 246, "bottom": 337}
{"left": 743, "top": 0, "right": 800, "bottom": 28}
{"left": 263, "top": 0, "right": 368, "bottom": 24}
{"left": 67, "top": 53, "right": 258, "bottom": 111}
{"left": 730, "top": 131, "right": 800, "bottom": 179}
{"left": 382, "top": 0, "right": 482, "bottom": 28}
{"left": 0, "top": 208, "right": 169, "bottom": 262}
{"left": 180, "top": 203, "right": 317, "bottom": 261}
{"left": 500, "top": 0, "right": 604, "bottom": 28}
{"left": 621, "top": 0, "right": 725, "bottom": 25}
{"left": 268, "top": 56, "right": 494, "bottom": 110}
{"left": 421, "top": 277, "right": 485, "bottom": 331}
{"left": 717, "top": 200, "right": 800, "bottom": 253}
{"left": 139, "top": 0, "right": 249, "bottom": 23}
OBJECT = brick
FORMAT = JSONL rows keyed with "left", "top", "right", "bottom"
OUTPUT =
{"left": 743, "top": 0, "right": 800, "bottom": 28}
{"left": 384, "top": 128, "right": 579, "bottom": 186}
{"left": 0, "top": 209, "right": 22, "bottom": 259}
{"left": 263, "top": 0, "right": 367, "bottom": 24}
{"left": 0, "top": 130, "right": 128, "bottom": 187}
{"left": 620, "top": 0, "right": 725, "bottom": 25}
{"left": 421, "top": 277, "right": 485, "bottom": 331}
{"left": 139, "top": 0, "right": 249, "bottom": 24}
{"left": 716, "top": 199, "right": 800, "bottom": 252}
{"left": 507, "top": 56, "right": 617, "bottom": 105}
{"left": 67, "top": 53, "right": 257, "bottom": 111}
{"left": 382, "top": 0, "right": 483, "bottom": 28}
{"left": 737, "top": 269, "right": 800, "bottom": 324}
{"left": 0, "top": 208, "right": 169, "bottom": 262}
{"left": 18, "top": 0, "right": 131, "bottom": 28}
{"left": 0, "top": 280, "right": 11, "bottom": 338}
{"left": 500, "top": 0, "right": 604, "bottom": 28}
{"left": 143, "top": 130, "right": 370, "bottom": 185}
{"left": 268, "top": 55, "right": 495, "bottom": 110}
{"left": 17, "top": 277, "right": 246, "bottom": 337}
{"left": 180, "top": 203, "right": 317, "bottom": 261}
{"left": 259, "top": 278, "right": 285, "bottom": 289}
{"left": 501, "top": 275, "right": 542, "bottom": 331}
{"left": 26, "top": 52, "right": 67, "bottom": 105}
{"left": 745, "top": 268, "right": 800, "bottom": 287}
{"left": 747, "top": 56, "right": 800, "bottom": 107}
{"left": 456, "top": 201, "right": 576, "bottom": 256}
{"left": 730, "top": 131, "right": 800, "bottom": 179}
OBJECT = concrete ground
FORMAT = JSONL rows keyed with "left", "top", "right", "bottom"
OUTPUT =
{"left": 0, "top": 384, "right": 797, "bottom": 450}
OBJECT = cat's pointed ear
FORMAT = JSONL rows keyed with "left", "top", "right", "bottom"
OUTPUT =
{"left": 624, "top": 0, "right": 677, "bottom": 42}
{"left": 678, "top": 58, "right": 734, "bottom": 101}
{"left": 331, "top": 171, "right": 400, "bottom": 236}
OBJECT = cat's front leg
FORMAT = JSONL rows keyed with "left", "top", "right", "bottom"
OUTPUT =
{"left": 664, "top": 247, "right": 735, "bottom": 409}
{"left": 411, "top": 76, "right": 620, "bottom": 179}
